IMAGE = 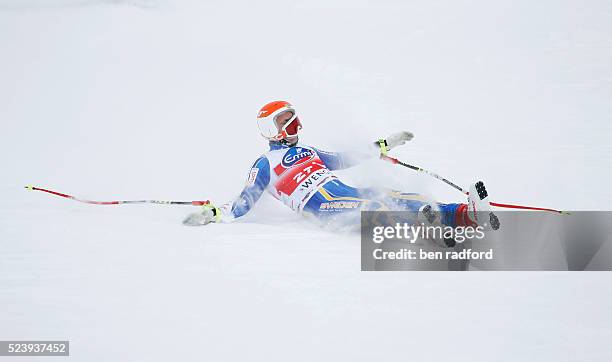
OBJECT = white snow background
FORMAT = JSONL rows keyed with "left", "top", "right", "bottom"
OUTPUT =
{"left": 1, "top": 0, "right": 611, "bottom": 361}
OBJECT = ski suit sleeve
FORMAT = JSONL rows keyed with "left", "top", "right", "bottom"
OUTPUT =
{"left": 313, "top": 146, "right": 377, "bottom": 171}
{"left": 219, "top": 156, "right": 270, "bottom": 221}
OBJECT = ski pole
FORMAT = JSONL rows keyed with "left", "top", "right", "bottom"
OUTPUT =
{"left": 380, "top": 155, "right": 569, "bottom": 215}
{"left": 24, "top": 185, "right": 210, "bottom": 206}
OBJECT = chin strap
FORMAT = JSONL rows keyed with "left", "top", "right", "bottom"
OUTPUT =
{"left": 280, "top": 138, "right": 298, "bottom": 146}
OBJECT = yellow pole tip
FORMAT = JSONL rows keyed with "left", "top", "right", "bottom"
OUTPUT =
{"left": 25, "top": 185, "right": 34, "bottom": 191}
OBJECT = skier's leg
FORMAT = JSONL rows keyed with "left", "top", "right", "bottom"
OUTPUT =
{"left": 302, "top": 180, "right": 498, "bottom": 230}
{"left": 302, "top": 181, "right": 460, "bottom": 225}
{"left": 302, "top": 180, "right": 380, "bottom": 217}
{"left": 384, "top": 191, "right": 466, "bottom": 227}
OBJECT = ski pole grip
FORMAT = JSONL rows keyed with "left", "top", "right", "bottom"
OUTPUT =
{"left": 377, "top": 139, "right": 389, "bottom": 156}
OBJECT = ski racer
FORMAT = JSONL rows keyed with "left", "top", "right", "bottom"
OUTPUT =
{"left": 184, "top": 101, "right": 498, "bottom": 235}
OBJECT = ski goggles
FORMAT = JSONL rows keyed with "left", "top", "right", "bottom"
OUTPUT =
{"left": 257, "top": 109, "right": 302, "bottom": 141}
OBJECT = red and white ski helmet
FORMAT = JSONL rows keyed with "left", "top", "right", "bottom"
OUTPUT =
{"left": 256, "top": 100, "right": 302, "bottom": 141}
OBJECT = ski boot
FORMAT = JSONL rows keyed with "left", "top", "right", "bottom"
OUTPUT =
{"left": 465, "top": 181, "right": 500, "bottom": 231}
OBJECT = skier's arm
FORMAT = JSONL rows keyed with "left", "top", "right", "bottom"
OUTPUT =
{"left": 183, "top": 157, "right": 270, "bottom": 226}
{"left": 313, "top": 148, "right": 363, "bottom": 171}
{"left": 225, "top": 157, "right": 271, "bottom": 219}
{"left": 315, "top": 131, "right": 414, "bottom": 171}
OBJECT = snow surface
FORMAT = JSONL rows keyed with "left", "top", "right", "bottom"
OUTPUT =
{"left": 1, "top": 0, "right": 611, "bottom": 360}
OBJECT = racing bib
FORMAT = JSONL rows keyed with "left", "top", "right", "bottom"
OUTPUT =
{"left": 272, "top": 147, "right": 334, "bottom": 210}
